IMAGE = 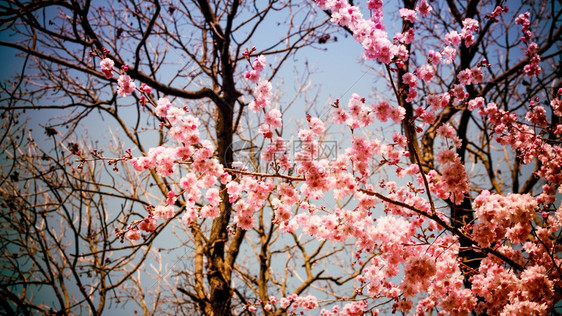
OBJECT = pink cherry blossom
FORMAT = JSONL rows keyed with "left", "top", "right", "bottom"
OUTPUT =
{"left": 442, "top": 46, "right": 456, "bottom": 63}
{"left": 100, "top": 58, "right": 114, "bottom": 79}
{"left": 399, "top": 8, "right": 417, "bottom": 23}
{"left": 308, "top": 117, "right": 325, "bottom": 135}
{"left": 182, "top": 207, "right": 198, "bottom": 226}
{"left": 154, "top": 205, "right": 174, "bottom": 220}
{"left": 117, "top": 74, "right": 136, "bottom": 97}
{"left": 252, "top": 55, "right": 266, "bottom": 72}
{"left": 416, "top": 64, "right": 434, "bottom": 83}
{"left": 205, "top": 188, "right": 221, "bottom": 206}
{"left": 155, "top": 97, "right": 171, "bottom": 117}
{"left": 139, "top": 217, "right": 157, "bottom": 232}
{"left": 457, "top": 69, "right": 473, "bottom": 85}
{"left": 244, "top": 69, "right": 260, "bottom": 83}
{"left": 428, "top": 50, "right": 442, "bottom": 65}
{"left": 125, "top": 228, "right": 141, "bottom": 241}
{"left": 249, "top": 80, "right": 272, "bottom": 112}
{"left": 416, "top": 0, "right": 432, "bottom": 17}
{"left": 444, "top": 31, "right": 461, "bottom": 46}
{"left": 264, "top": 109, "right": 282, "bottom": 129}
{"left": 166, "top": 190, "right": 177, "bottom": 205}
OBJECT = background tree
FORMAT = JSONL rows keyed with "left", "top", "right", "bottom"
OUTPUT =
{"left": 0, "top": 113, "right": 164, "bottom": 315}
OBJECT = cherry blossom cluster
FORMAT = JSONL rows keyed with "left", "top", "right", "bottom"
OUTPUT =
{"left": 244, "top": 48, "right": 267, "bottom": 84}
{"left": 471, "top": 256, "right": 556, "bottom": 314}
{"left": 476, "top": 92, "right": 562, "bottom": 191}
{"left": 96, "top": 49, "right": 136, "bottom": 97}
{"left": 472, "top": 191, "right": 538, "bottom": 247}
{"left": 485, "top": 5, "right": 508, "bottom": 22}
{"left": 515, "top": 12, "right": 542, "bottom": 77}
{"left": 457, "top": 67, "right": 483, "bottom": 86}
{"left": 515, "top": 12, "right": 532, "bottom": 42}
{"left": 316, "top": 0, "right": 408, "bottom": 64}
{"left": 443, "top": 18, "right": 479, "bottom": 48}
{"left": 96, "top": 55, "right": 234, "bottom": 240}
{"left": 244, "top": 294, "right": 319, "bottom": 313}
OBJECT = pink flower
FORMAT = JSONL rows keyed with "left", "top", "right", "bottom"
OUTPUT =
{"left": 205, "top": 188, "right": 221, "bottom": 206}
{"left": 235, "top": 214, "right": 255, "bottom": 230}
{"left": 436, "top": 149, "right": 458, "bottom": 164}
{"left": 373, "top": 100, "right": 390, "bottom": 122}
{"left": 366, "top": 0, "right": 383, "bottom": 11}
{"left": 392, "top": 132, "right": 407, "bottom": 147}
{"left": 254, "top": 80, "right": 272, "bottom": 98}
{"left": 154, "top": 205, "right": 174, "bottom": 220}
{"left": 139, "top": 217, "right": 157, "bottom": 232}
{"left": 442, "top": 46, "right": 456, "bottom": 63}
{"left": 420, "top": 110, "right": 435, "bottom": 125}
{"left": 165, "top": 106, "right": 185, "bottom": 125}
{"left": 117, "top": 74, "right": 136, "bottom": 97}
{"left": 130, "top": 156, "right": 153, "bottom": 171}
{"left": 437, "top": 123, "right": 462, "bottom": 148}
{"left": 402, "top": 72, "right": 417, "bottom": 87}
{"left": 155, "top": 97, "right": 171, "bottom": 117}
{"left": 452, "top": 84, "right": 466, "bottom": 101}
{"left": 487, "top": 6, "right": 507, "bottom": 20}
{"left": 416, "top": 0, "right": 432, "bottom": 17}
{"left": 139, "top": 83, "right": 151, "bottom": 93}
{"left": 515, "top": 12, "right": 531, "bottom": 42}
{"left": 252, "top": 55, "right": 266, "bottom": 72}
{"left": 330, "top": 9, "right": 352, "bottom": 27}
{"left": 200, "top": 205, "right": 220, "bottom": 219}
{"left": 245, "top": 55, "right": 267, "bottom": 83}
{"left": 467, "top": 97, "right": 485, "bottom": 110}
{"left": 100, "top": 58, "right": 114, "bottom": 79}
{"left": 294, "top": 295, "right": 319, "bottom": 311}
{"left": 167, "top": 190, "right": 177, "bottom": 205}
{"left": 308, "top": 117, "right": 325, "bottom": 135}
{"left": 461, "top": 18, "right": 479, "bottom": 47}
{"left": 279, "top": 297, "right": 291, "bottom": 309}
{"left": 244, "top": 69, "right": 260, "bottom": 83}
{"left": 180, "top": 173, "right": 198, "bottom": 191}
{"left": 428, "top": 50, "right": 442, "bottom": 65}
{"left": 399, "top": 8, "right": 417, "bottom": 23}
{"left": 462, "top": 18, "right": 479, "bottom": 32}
{"left": 444, "top": 31, "right": 461, "bottom": 46}
{"left": 416, "top": 64, "right": 434, "bottom": 82}
{"left": 525, "top": 105, "right": 547, "bottom": 126}
{"left": 100, "top": 58, "right": 114, "bottom": 71}
{"left": 126, "top": 228, "right": 141, "bottom": 241}
{"left": 389, "top": 105, "right": 405, "bottom": 123}
{"left": 457, "top": 69, "right": 473, "bottom": 85}
{"left": 553, "top": 124, "right": 562, "bottom": 135}
{"left": 182, "top": 208, "right": 198, "bottom": 226}
{"left": 471, "top": 67, "right": 483, "bottom": 83}
{"left": 264, "top": 109, "right": 282, "bottom": 129}
{"left": 249, "top": 80, "right": 272, "bottom": 112}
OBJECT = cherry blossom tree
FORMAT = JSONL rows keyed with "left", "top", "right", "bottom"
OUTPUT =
{"left": 0, "top": 0, "right": 354, "bottom": 315}
{"left": 2, "top": 0, "right": 562, "bottom": 315}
